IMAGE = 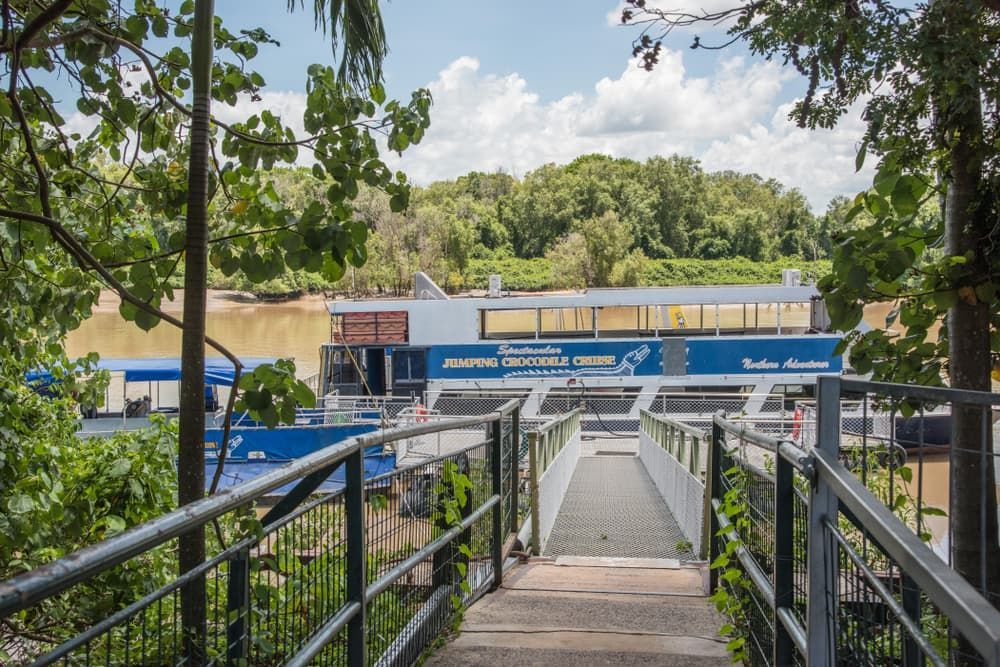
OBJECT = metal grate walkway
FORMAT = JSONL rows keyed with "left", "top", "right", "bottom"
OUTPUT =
{"left": 544, "top": 439, "right": 696, "bottom": 559}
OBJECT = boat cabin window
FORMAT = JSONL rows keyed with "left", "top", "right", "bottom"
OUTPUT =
{"left": 539, "top": 307, "right": 594, "bottom": 337}
{"left": 478, "top": 301, "right": 816, "bottom": 340}
{"left": 481, "top": 308, "right": 537, "bottom": 339}
{"left": 392, "top": 349, "right": 426, "bottom": 383}
{"left": 781, "top": 302, "right": 812, "bottom": 330}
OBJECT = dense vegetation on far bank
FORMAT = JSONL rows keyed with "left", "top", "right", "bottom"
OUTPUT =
{"left": 207, "top": 256, "right": 831, "bottom": 298}
{"left": 196, "top": 153, "right": 857, "bottom": 298}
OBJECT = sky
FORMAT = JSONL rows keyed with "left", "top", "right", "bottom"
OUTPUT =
{"left": 90, "top": 1, "right": 877, "bottom": 211}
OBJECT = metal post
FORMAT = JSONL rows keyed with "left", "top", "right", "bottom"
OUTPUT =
{"left": 900, "top": 573, "right": 921, "bottom": 667}
{"left": 345, "top": 448, "right": 366, "bottom": 667}
{"left": 509, "top": 406, "right": 520, "bottom": 534}
{"left": 490, "top": 417, "right": 504, "bottom": 589}
{"left": 706, "top": 414, "right": 723, "bottom": 577}
{"left": 774, "top": 449, "right": 795, "bottom": 666}
{"left": 528, "top": 431, "right": 540, "bottom": 555}
{"left": 225, "top": 548, "right": 250, "bottom": 666}
{"left": 690, "top": 437, "right": 700, "bottom": 477}
{"left": 807, "top": 376, "right": 840, "bottom": 667}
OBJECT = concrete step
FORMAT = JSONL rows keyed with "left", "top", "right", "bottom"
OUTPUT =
{"left": 424, "top": 562, "right": 729, "bottom": 667}
{"left": 424, "top": 636, "right": 729, "bottom": 666}
{"left": 504, "top": 561, "right": 707, "bottom": 596}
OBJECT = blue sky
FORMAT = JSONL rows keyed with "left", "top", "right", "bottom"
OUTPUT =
{"left": 73, "top": 1, "right": 874, "bottom": 210}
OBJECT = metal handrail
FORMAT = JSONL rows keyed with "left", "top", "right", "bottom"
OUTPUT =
{"left": 0, "top": 411, "right": 501, "bottom": 617}
{"left": 641, "top": 409, "right": 707, "bottom": 439}
{"left": 813, "top": 447, "right": 1000, "bottom": 663}
{"left": 709, "top": 379, "right": 1000, "bottom": 666}
{"left": 526, "top": 409, "right": 583, "bottom": 554}
{"left": 713, "top": 412, "right": 813, "bottom": 476}
{"left": 840, "top": 378, "right": 1000, "bottom": 407}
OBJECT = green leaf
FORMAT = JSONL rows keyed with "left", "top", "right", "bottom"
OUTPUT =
{"left": 109, "top": 459, "right": 132, "bottom": 477}
{"left": 104, "top": 515, "right": 126, "bottom": 533}
{"left": 920, "top": 506, "right": 947, "bottom": 517}
{"left": 845, "top": 265, "right": 868, "bottom": 290}
{"left": 855, "top": 141, "right": 868, "bottom": 172}
{"left": 8, "top": 494, "right": 34, "bottom": 514}
{"left": 290, "top": 381, "right": 316, "bottom": 408}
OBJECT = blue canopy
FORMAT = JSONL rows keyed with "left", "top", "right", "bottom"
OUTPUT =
{"left": 27, "top": 357, "right": 277, "bottom": 387}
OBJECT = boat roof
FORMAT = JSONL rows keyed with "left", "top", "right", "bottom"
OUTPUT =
{"left": 327, "top": 283, "right": 821, "bottom": 315}
{"left": 27, "top": 357, "right": 276, "bottom": 386}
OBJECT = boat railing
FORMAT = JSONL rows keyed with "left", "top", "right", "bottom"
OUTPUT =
{"left": 425, "top": 389, "right": 788, "bottom": 428}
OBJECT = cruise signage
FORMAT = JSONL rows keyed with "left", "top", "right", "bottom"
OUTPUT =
{"left": 427, "top": 341, "right": 663, "bottom": 380}
{"left": 685, "top": 336, "right": 843, "bottom": 375}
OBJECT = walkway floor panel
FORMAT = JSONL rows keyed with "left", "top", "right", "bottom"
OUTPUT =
{"left": 425, "top": 562, "right": 727, "bottom": 666}
{"left": 543, "top": 453, "right": 695, "bottom": 559}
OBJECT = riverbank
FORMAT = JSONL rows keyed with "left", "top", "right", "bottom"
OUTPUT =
{"left": 204, "top": 256, "right": 832, "bottom": 300}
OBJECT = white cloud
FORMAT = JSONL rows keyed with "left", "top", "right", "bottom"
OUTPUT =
{"left": 700, "top": 100, "right": 873, "bottom": 208}
{"left": 60, "top": 50, "right": 873, "bottom": 210}
{"left": 383, "top": 52, "right": 866, "bottom": 209}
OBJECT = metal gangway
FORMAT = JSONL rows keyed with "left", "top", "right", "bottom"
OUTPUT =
{"left": 3, "top": 380, "right": 1000, "bottom": 665}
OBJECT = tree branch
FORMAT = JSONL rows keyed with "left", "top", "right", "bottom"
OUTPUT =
{"left": 14, "top": 0, "right": 74, "bottom": 51}
{"left": 0, "top": 207, "right": 241, "bottom": 370}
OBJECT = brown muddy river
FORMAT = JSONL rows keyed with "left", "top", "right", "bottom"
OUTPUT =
{"left": 64, "top": 290, "right": 332, "bottom": 377}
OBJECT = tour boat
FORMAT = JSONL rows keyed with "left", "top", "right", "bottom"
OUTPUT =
{"left": 319, "top": 271, "right": 846, "bottom": 423}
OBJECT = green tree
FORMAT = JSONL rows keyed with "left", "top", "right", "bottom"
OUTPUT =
{"left": 548, "top": 211, "right": 635, "bottom": 287}
{"left": 1, "top": 0, "right": 429, "bottom": 659}
{"left": 625, "top": 0, "right": 999, "bottom": 638}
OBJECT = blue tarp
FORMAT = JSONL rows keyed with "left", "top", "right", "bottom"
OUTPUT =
{"left": 205, "top": 423, "right": 379, "bottom": 461}
{"left": 27, "top": 357, "right": 277, "bottom": 387}
{"left": 206, "top": 447, "right": 397, "bottom": 494}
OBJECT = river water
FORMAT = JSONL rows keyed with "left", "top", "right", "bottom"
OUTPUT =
{"left": 64, "top": 290, "right": 331, "bottom": 377}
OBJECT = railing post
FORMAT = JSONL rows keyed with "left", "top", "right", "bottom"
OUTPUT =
{"left": 509, "top": 406, "right": 520, "bottom": 534}
{"left": 346, "top": 447, "right": 366, "bottom": 667}
{"left": 807, "top": 376, "right": 841, "bottom": 667}
{"left": 690, "top": 436, "right": 700, "bottom": 477}
{"left": 900, "top": 573, "right": 922, "bottom": 667}
{"left": 706, "top": 414, "right": 723, "bottom": 578}
{"left": 774, "top": 445, "right": 795, "bottom": 666}
{"left": 225, "top": 548, "right": 250, "bottom": 666}
{"left": 490, "top": 416, "right": 504, "bottom": 590}
{"left": 528, "top": 431, "right": 540, "bottom": 555}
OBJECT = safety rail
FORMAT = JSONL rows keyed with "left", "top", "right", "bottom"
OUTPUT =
{"left": 0, "top": 400, "right": 521, "bottom": 666}
{"left": 638, "top": 411, "right": 711, "bottom": 558}
{"left": 640, "top": 410, "right": 709, "bottom": 478}
{"left": 525, "top": 409, "right": 583, "bottom": 554}
{"left": 707, "top": 376, "right": 1000, "bottom": 666}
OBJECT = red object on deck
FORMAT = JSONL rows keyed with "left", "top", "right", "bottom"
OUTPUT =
{"left": 333, "top": 311, "right": 409, "bottom": 345}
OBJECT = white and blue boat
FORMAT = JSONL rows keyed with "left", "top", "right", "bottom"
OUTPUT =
{"left": 320, "top": 271, "right": 846, "bottom": 424}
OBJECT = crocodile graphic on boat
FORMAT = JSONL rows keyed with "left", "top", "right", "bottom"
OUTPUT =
{"left": 502, "top": 345, "right": 652, "bottom": 378}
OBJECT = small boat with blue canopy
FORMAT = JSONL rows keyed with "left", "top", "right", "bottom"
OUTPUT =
{"left": 28, "top": 357, "right": 405, "bottom": 494}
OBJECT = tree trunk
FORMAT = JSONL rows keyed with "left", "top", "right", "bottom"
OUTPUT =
{"left": 938, "top": 1, "right": 1000, "bottom": 653}
{"left": 178, "top": 1, "right": 215, "bottom": 664}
